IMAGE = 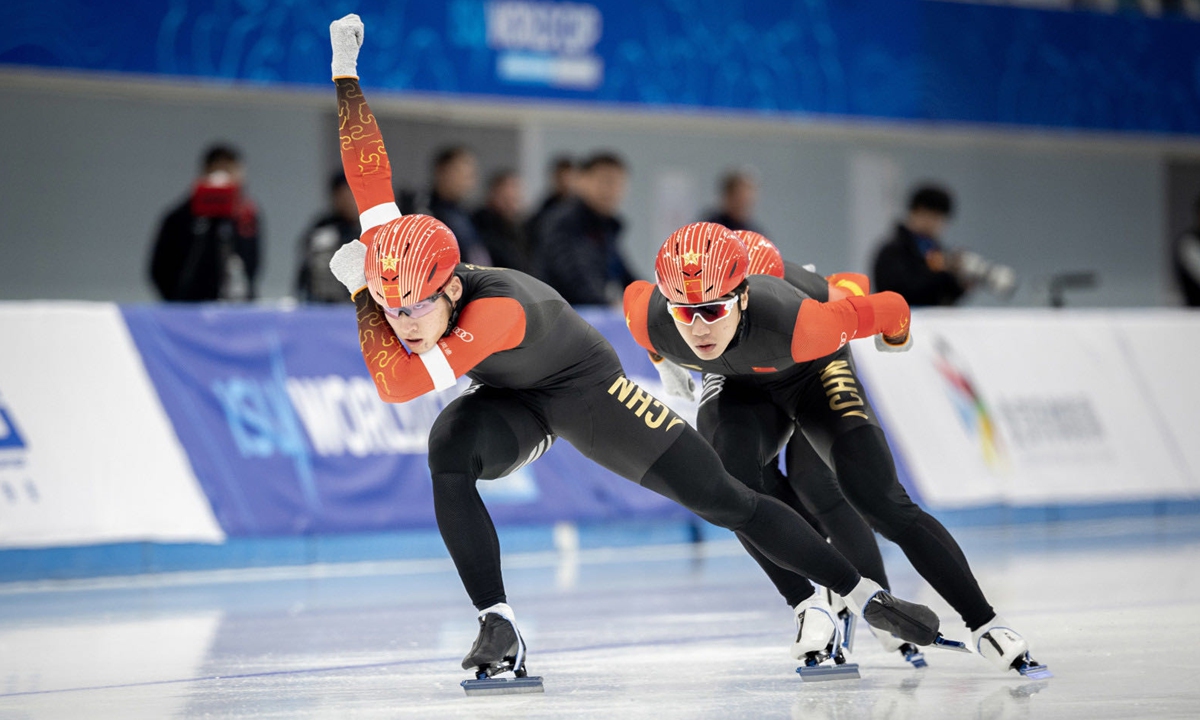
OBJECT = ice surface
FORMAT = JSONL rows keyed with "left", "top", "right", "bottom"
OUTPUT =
{"left": 2, "top": 515, "right": 1199, "bottom": 719}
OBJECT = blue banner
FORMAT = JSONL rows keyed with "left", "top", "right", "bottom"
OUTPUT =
{"left": 4, "top": 1, "right": 1198, "bottom": 134}
{"left": 120, "top": 303, "right": 690, "bottom": 537}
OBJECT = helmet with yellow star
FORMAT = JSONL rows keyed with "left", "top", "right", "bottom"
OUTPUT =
{"left": 365, "top": 214, "right": 460, "bottom": 309}
{"left": 654, "top": 222, "right": 749, "bottom": 304}
{"left": 736, "top": 230, "right": 785, "bottom": 279}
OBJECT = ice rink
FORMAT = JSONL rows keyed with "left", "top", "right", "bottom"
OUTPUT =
{"left": 2, "top": 515, "right": 1199, "bottom": 720}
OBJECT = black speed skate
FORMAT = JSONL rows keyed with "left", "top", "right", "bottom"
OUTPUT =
{"left": 460, "top": 605, "right": 544, "bottom": 696}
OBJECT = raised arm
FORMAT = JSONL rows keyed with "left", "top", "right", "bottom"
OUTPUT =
{"left": 790, "top": 292, "right": 911, "bottom": 363}
{"left": 331, "top": 14, "right": 401, "bottom": 235}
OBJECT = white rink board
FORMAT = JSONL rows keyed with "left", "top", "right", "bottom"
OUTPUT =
{"left": 0, "top": 303, "right": 223, "bottom": 547}
{"left": 852, "top": 309, "right": 1200, "bottom": 510}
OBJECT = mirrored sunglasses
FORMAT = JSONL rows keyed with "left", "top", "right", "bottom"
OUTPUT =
{"left": 380, "top": 291, "right": 445, "bottom": 319}
{"left": 667, "top": 296, "right": 739, "bottom": 325}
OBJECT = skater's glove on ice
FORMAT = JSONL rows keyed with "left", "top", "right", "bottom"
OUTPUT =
{"left": 649, "top": 353, "right": 695, "bottom": 400}
{"left": 875, "top": 330, "right": 912, "bottom": 353}
{"left": 330, "top": 13, "right": 364, "bottom": 79}
{"left": 330, "top": 239, "right": 368, "bottom": 297}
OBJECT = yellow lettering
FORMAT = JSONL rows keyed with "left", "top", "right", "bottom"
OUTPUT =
{"left": 820, "top": 360, "right": 852, "bottom": 381}
{"left": 842, "top": 410, "right": 869, "bottom": 420}
{"left": 666, "top": 418, "right": 685, "bottom": 432}
{"left": 830, "top": 393, "right": 864, "bottom": 411}
{"left": 627, "top": 387, "right": 654, "bottom": 417}
{"left": 824, "top": 376, "right": 858, "bottom": 396}
{"left": 645, "top": 401, "right": 671, "bottom": 429}
{"left": 608, "top": 376, "right": 636, "bottom": 403}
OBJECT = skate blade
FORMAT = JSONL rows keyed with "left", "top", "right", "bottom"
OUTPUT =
{"left": 461, "top": 676, "right": 545, "bottom": 696}
{"left": 795, "top": 663, "right": 860, "bottom": 682}
{"left": 931, "top": 635, "right": 971, "bottom": 653}
{"left": 840, "top": 611, "right": 857, "bottom": 652}
{"left": 903, "top": 648, "right": 928, "bottom": 668}
{"left": 1016, "top": 661, "right": 1052, "bottom": 680}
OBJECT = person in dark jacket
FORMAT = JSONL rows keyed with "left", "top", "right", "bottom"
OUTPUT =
{"left": 872, "top": 184, "right": 968, "bottom": 307}
{"left": 1175, "top": 194, "right": 1200, "bottom": 307}
{"left": 535, "top": 152, "right": 636, "bottom": 306}
{"left": 472, "top": 169, "right": 531, "bottom": 273}
{"left": 703, "top": 168, "right": 765, "bottom": 235}
{"left": 149, "top": 144, "right": 261, "bottom": 301}
{"left": 526, "top": 155, "right": 577, "bottom": 248}
{"left": 296, "top": 172, "right": 361, "bottom": 302}
{"left": 427, "top": 145, "right": 490, "bottom": 265}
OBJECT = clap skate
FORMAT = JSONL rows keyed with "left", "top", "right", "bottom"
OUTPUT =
{"left": 459, "top": 604, "right": 545, "bottom": 696}
{"left": 792, "top": 594, "right": 860, "bottom": 681}
{"left": 824, "top": 586, "right": 858, "bottom": 654}
{"left": 972, "top": 616, "right": 1052, "bottom": 680}
{"left": 868, "top": 624, "right": 928, "bottom": 668}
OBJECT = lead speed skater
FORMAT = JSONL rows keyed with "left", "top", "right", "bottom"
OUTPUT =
{"left": 625, "top": 224, "right": 1050, "bottom": 679}
{"left": 325, "top": 14, "right": 947, "bottom": 695}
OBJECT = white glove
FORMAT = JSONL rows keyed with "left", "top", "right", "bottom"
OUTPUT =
{"left": 330, "top": 13, "right": 364, "bottom": 79}
{"left": 329, "top": 239, "right": 368, "bottom": 296}
{"left": 651, "top": 355, "right": 696, "bottom": 400}
{"left": 875, "top": 331, "right": 913, "bottom": 353}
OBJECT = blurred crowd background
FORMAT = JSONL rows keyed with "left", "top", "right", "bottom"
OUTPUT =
{"left": 2, "top": 0, "right": 1200, "bottom": 310}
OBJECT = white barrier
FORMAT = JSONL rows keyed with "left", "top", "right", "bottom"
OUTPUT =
{"left": 2, "top": 303, "right": 1198, "bottom": 552}
{"left": 852, "top": 309, "right": 1200, "bottom": 510}
{"left": 0, "top": 303, "right": 224, "bottom": 548}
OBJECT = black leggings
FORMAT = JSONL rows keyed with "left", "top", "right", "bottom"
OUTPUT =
{"left": 428, "top": 375, "right": 861, "bottom": 610}
{"left": 698, "top": 350, "right": 996, "bottom": 630}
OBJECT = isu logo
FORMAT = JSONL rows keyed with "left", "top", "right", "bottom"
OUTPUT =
{"left": 452, "top": 327, "right": 474, "bottom": 342}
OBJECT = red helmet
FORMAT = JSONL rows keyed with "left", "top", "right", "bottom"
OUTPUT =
{"left": 654, "top": 222, "right": 749, "bottom": 304}
{"left": 737, "top": 230, "right": 785, "bottom": 279}
{"left": 366, "top": 214, "right": 460, "bottom": 307}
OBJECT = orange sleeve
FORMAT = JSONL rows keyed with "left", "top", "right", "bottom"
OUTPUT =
{"left": 356, "top": 294, "right": 527, "bottom": 403}
{"left": 790, "top": 291, "right": 911, "bottom": 362}
{"left": 826, "top": 272, "right": 870, "bottom": 300}
{"left": 622, "top": 281, "right": 659, "bottom": 355}
{"left": 336, "top": 78, "right": 396, "bottom": 219}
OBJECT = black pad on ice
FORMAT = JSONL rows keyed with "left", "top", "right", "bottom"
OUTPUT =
{"left": 863, "top": 592, "right": 940, "bottom": 646}
{"left": 461, "top": 676, "right": 545, "bottom": 696}
{"left": 795, "top": 663, "right": 860, "bottom": 682}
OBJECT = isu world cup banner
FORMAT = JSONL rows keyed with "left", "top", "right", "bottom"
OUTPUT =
{"left": 120, "top": 303, "right": 695, "bottom": 538}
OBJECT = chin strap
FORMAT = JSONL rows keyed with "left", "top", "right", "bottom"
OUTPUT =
{"left": 442, "top": 292, "right": 462, "bottom": 338}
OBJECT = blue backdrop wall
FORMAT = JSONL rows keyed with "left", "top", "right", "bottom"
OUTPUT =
{"left": 3, "top": 0, "right": 1199, "bottom": 134}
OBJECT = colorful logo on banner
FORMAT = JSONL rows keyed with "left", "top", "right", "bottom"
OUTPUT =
{"left": 930, "top": 336, "right": 1006, "bottom": 469}
{"left": 451, "top": 0, "right": 604, "bottom": 90}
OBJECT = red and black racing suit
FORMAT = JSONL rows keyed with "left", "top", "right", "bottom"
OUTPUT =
{"left": 625, "top": 271, "right": 996, "bottom": 631}
{"left": 336, "top": 77, "right": 868, "bottom": 611}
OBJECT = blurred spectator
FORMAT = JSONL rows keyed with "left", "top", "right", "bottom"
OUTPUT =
{"left": 873, "top": 184, "right": 1015, "bottom": 307}
{"left": 703, "top": 169, "right": 764, "bottom": 234}
{"left": 536, "top": 152, "right": 636, "bottom": 305}
{"left": 527, "top": 155, "right": 578, "bottom": 245}
{"left": 426, "top": 145, "right": 490, "bottom": 265}
{"left": 295, "top": 172, "right": 361, "bottom": 303}
{"left": 472, "top": 169, "right": 531, "bottom": 272}
{"left": 1175, "top": 193, "right": 1200, "bottom": 307}
{"left": 149, "top": 143, "right": 261, "bottom": 301}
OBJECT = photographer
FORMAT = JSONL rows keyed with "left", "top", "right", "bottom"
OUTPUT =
{"left": 149, "top": 144, "right": 261, "bottom": 301}
{"left": 872, "top": 184, "right": 1013, "bottom": 307}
